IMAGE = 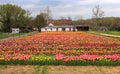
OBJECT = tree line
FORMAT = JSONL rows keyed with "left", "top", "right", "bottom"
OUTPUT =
{"left": 73, "top": 17, "right": 120, "bottom": 31}
{"left": 73, "top": 5, "right": 120, "bottom": 31}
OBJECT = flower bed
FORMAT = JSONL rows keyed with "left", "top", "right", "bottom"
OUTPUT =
{"left": 0, "top": 54, "right": 120, "bottom": 66}
{"left": 0, "top": 32, "right": 120, "bottom": 65}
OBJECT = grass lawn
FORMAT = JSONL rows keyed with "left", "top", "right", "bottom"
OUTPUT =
{"left": 0, "top": 31, "right": 38, "bottom": 39}
{"left": 88, "top": 31, "right": 120, "bottom": 35}
{"left": 0, "top": 33, "right": 26, "bottom": 39}
{"left": 0, "top": 65, "right": 120, "bottom": 74}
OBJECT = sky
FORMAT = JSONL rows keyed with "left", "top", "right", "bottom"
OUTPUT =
{"left": 0, "top": 0, "right": 120, "bottom": 20}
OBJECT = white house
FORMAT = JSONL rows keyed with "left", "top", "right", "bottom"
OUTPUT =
{"left": 41, "top": 23, "right": 89, "bottom": 32}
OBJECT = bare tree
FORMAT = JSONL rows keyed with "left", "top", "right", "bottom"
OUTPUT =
{"left": 41, "top": 6, "right": 52, "bottom": 20}
{"left": 92, "top": 5, "right": 104, "bottom": 18}
{"left": 92, "top": 5, "right": 104, "bottom": 30}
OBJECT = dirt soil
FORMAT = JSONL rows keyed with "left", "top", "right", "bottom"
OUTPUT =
{"left": 0, "top": 65, "right": 120, "bottom": 74}
{"left": 0, "top": 65, "right": 36, "bottom": 74}
{"left": 48, "top": 66, "right": 120, "bottom": 74}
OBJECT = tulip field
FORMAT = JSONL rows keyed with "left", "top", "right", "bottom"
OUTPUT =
{"left": 0, "top": 32, "right": 120, "bottom": 65}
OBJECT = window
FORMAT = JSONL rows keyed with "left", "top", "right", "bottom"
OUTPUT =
{"left": 62, "top": 28, "right": 65, "bottom": 31}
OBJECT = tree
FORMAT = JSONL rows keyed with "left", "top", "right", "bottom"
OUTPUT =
{"left": 92, "top": 5, "right": 104, "bottom": 18}
{"left": 67, "top": 16, "right": 72, "bottom": 20}
{"left": 34, "top": 13, "right": 46, "bottom": 32}
{"left": 0, "top": 4, "right": 30, "bottom": 32}
{"left": 92, "top": 5, "right": 104, "bottom": 29}
{"left": 41, "top": 6, "right": 52, "bottom": 20}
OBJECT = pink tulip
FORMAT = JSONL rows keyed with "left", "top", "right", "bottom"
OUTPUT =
{"left": 56, "top": 54, "right": 64, "bottom": 60}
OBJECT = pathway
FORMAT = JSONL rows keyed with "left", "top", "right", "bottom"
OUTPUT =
{"left": 99, "top": 33, "right": 120, "bottom": 38}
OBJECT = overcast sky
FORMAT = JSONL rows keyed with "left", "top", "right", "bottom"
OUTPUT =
{"left": 0, "top": 0, "right": 120, "bottom": 19}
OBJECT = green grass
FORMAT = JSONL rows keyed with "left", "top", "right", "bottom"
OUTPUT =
{"left": 33, "top": 65, "right": 48, "bottom": 74}
{"left": 0, "top": 33, "right": 26, "bottom": 39}
{"left": 0, "top": 31, "right": 39, "bottom": 39}
{"left": 33, "top": 65, "right": 41, "bottom": 74}
{"left": 88, "top": 31, "right": 120, "bottom": 35}
{"left": 98, "top": 67, "right": 105, "bottom": 74}
{"left": 87, "top": 31, "right": 120, "bottom": 40}
{"left": 41, "top": 65, "right": 48, "bottom": 74}
{"left": 0, "top": 65, "right": 8, "bottom": 69}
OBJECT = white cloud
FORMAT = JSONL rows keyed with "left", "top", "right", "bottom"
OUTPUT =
{"left": 22, "top": 4, "right": 35, "bottom": 9}
{"left": 101, "top": 0, "right": 120, "bottom": 4}
{"left": 78, "top": 0, "right": 99, "bottom": 5}
{"left": 52, "top": 4, "right": 92, "bottom": 19}
{"left": 103, "top": 7, "right": 120, "bottom": 17}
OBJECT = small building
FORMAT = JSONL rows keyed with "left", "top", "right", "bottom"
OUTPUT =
{"left": 41, "top": 23, "right": 89, "bottom": 32}
{"left": 12, "top": 28, "right": 20, "bottom": 33}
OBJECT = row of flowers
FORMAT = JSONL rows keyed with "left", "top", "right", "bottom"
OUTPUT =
{"left": 0, "top": 53, "right": 119, "bottom": 62}
{"left": 0, "top": 32, "right": 120, "bottom": 51}
{"left": 0, "top": 54, "right": 32, "bottom": 61}
{"left": 0, "top": 54, "right": 120, "bottom": 65}
{"left": 1, "top": 49, "right": 120, "bottom": 55}
{"left": 56, "top": 54, "right": 120, "bottom": 61}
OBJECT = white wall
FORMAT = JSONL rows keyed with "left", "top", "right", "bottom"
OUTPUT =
{"left": 75, "top": 28, "right": 78, "bottom": 31}
{"left": 58, "top": 28, "right": 62, "bottom": 31}
{"left": 41, "top": 27, "right": 74, "bottom": 32}
{"left": 41, "top": 28, "right": 45, "bottom": 32}
{"left": 52, "top": 28, "right": 57, "bottom": 31}
{"left": 65, "top": 28, "right": 69, "bottom": 31}
{"left": 47, "top": 28, "right": 51, "bottom": 31}
{"left": 70, "top": 28, "right": 73, "bottom": 31}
